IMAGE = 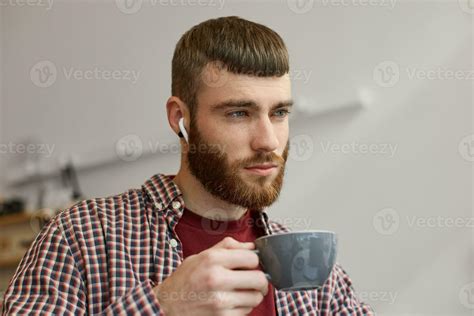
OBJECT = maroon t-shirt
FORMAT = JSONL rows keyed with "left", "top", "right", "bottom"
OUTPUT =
{"left": 175, "top": 207, "right": 276, "bottom": 316}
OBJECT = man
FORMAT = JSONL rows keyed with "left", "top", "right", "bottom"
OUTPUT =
{"left": 2, "top": 16, "right": 373, "bottom": 315}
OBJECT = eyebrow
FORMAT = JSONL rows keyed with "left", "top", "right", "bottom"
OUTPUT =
{"left": 210, "top": 99, "right": 294, "bottom": 112}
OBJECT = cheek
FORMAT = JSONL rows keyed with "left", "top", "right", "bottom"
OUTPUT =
{"left": 214, "top": 126, "right": 251, "bottom": 151}
{"left": 277, "top": 126, "right": 289, "bottom": 148}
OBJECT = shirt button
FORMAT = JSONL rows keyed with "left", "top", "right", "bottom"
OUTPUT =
{"left": 169, "top": 238, "right": 178, "bottom": 248}
{"left": 172, "top": 201, "right": 181, "bottom": 210}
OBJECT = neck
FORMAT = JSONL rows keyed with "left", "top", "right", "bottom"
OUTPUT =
{"left": 172, "top": 169, "right": 248, "bottom": 221}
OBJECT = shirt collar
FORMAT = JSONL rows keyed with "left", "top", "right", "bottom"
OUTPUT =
{"left": 142, "top": 173, "right": 274, "bottom": 235}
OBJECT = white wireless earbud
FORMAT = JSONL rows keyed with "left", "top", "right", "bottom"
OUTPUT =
{"left": 178, "top": 117, "right": 189, "bottom": 143}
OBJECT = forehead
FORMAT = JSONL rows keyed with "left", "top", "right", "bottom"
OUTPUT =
{"left": 197, "top": 65, "right": 292, "bottom": 111}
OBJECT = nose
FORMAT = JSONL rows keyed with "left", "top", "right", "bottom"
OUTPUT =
{"left": 251, "top": 116, "right": 279, "bottom": 153}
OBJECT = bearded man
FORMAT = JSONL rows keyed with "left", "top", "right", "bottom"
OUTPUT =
{"left": 2, "top": 16, "right": 373, "bottom": 316}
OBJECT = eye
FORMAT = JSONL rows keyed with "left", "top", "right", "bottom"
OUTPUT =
{"left": 273, "top": 109, "right": 291, "bottom": 118}
{"left": 227, "top": 111, "right": 248, "bottom": 118}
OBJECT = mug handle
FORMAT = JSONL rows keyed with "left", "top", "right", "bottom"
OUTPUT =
{"left": 251, "top": 249, "right": 272, "bottom": 281}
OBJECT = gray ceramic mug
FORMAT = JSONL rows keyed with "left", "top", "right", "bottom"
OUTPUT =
{"left": 253, "top": 230, "right": 337, "bottom": 291}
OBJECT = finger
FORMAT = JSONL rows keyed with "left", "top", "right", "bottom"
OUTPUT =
{"left": 213, "top": 237, "right": 255, "bottom": 250}
{"left": 213, "top": 290, "right": 264, "bottom": 309}
{"left": 222, "top": 270, "right": 269, "bottom": 296}
{"left": 206, "top": 248, "right": 259, "bottom": 270}
{"left": 224, "top": 307, "right": 254, "bottom": 316}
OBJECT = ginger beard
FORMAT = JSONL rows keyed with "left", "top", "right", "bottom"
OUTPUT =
{"left": 186, "top": 116, "right": 289, "bottom": 211}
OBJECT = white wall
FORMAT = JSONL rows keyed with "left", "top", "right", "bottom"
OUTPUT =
{"left": 0, "top": 1, "right": 472, "bottom": 315}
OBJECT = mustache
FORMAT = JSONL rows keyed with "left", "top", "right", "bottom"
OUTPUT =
{"left": 238, "top": 151, "right": 286, "bottom": 168}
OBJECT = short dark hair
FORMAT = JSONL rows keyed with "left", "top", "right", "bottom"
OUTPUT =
{"left": 171, "top": 16, "right": 290, "bottom": 116}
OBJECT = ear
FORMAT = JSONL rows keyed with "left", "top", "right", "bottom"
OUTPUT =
{"left": 166, "top": 96, "right": 189, "bottom": 138}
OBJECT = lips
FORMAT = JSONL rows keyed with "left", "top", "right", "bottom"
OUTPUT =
{"left": 244, "top": 164, "right": 278, "bottom": 176}
{"left": 245, "top": 164, "right": 278, "bottom": 170}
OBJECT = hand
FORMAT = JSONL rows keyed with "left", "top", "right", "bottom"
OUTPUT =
{"left": 153, "top": 237, "right": 268, "bottom": 316}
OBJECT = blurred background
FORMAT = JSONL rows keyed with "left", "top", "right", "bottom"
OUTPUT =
{"left": 0, "top": 0, "right": 472, "bottom": 314}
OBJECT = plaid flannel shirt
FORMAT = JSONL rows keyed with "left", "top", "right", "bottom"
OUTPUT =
{"left": 2, "top": 173, "right": 374, "bottom": 315}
